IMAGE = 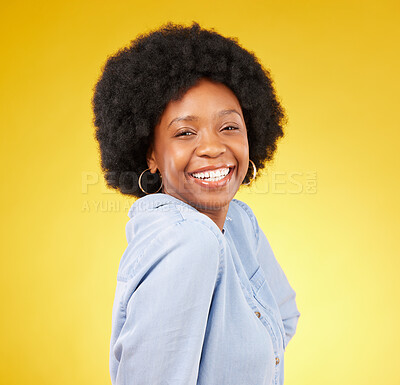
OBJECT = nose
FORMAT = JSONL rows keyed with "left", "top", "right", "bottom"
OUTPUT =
{"left": 195, "top": 130, "right": 226, "bottom": 158}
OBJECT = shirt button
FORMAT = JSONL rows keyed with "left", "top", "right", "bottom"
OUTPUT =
{"left": 254, "top": 311, "right": 261, "bottom": 318}
{"left": 275, "top": 357, "right": 280, "bottom": 365}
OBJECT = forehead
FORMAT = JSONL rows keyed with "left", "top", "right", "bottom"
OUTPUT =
{"left": 159, "top": 79, "right": 243, "bottom": 125}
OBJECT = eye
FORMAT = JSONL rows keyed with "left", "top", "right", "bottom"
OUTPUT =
{"left": 175, "top": 130, "right": 195, "bottom": 137}
{"left": 223, "top": 126, "right": 239, "bottom": 131}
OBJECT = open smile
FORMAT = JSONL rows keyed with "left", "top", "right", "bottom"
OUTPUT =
{"left": 187, "top": 166, "right": 235, "bottom": 188}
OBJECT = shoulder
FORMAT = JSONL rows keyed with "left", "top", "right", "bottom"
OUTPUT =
{"left": 125, "top": 193, "right": 225, "bottom": 244}
{"left": 147, "top": 218, "right": 223, "bottom": 256}
{"left": 119, "top": 215, "right": 223, "bottom": 282}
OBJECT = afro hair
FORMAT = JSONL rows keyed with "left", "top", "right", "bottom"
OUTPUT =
{"left": 92, "top": 21, "right": 286, "bottom": 197}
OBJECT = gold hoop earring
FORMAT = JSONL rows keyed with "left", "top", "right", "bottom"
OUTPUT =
{"left": 243, "top": 159, "right": 257, "bottom": 185}
{"left": 138, "top": 168, "right": 163, "bottom": 195}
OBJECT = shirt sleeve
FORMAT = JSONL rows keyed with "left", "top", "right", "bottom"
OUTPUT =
{"left": 110, "top": 219, "right": 222, "bottom": 385}
{"left": 256, "top": 226, "right": 301, "bottom": 346}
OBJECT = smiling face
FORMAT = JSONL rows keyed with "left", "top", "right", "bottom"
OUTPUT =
{"left": 147, "top": 78, "right": 249, "bottom": 223}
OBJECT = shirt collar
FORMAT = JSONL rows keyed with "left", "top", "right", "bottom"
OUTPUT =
{"left": 127, "top": 193, "right": 232, "bottom": 234}
{"left": 127, "top": 193, "right": 198, "bottom": 219}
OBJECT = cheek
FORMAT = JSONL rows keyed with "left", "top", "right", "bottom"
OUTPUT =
{"left": 161, "top": 145, "right": 190, "bottom": 177}
{"left": 236, "top": 139, "right": 249, "bottom": 172}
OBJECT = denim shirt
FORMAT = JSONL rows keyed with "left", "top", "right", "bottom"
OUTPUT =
{"left": 110, "top": 193, "right": 300, "bottom": 385}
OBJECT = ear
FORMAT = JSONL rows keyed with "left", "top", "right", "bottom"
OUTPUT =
{"left": 146, "top": 143, "right": 158, "bottom": 174}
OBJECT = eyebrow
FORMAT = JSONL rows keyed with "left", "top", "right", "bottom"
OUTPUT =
{"left": 167, "top": 109, "right": 242, "bottom": 129}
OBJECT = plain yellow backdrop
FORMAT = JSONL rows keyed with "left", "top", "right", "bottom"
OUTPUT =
{"left": 1, "top": 0, "right": 399, "bottom": 384}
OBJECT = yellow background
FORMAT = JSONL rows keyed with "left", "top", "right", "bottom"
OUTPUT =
{"left": 1, "top": 0, "right": 399, "bottom": 384}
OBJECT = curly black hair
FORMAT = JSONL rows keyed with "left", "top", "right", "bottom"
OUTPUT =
{"left": 92, "top": 21, "right": 286, "bottom": 198}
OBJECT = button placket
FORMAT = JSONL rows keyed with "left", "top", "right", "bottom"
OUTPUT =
{"left": 253, "top": 305, "right": 281, "bottom": 383}
{"left": 250, "top": 281, "right": 284, "bottom": 385}
{"left": 250, "top": 268, "right": 287, "bottom": 352}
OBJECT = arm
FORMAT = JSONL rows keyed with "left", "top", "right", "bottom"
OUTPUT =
{"left": 234, "top": 199, "right": 300, "bottom": 346}
{"left": 256, "top": 227, "right": 300, "bottom": 346}
{"left": 110, "top": 220, "right": 222, "bottom": 385}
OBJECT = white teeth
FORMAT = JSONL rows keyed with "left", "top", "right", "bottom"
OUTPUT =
{"left": 192, "top": 167, "right": 230, "bottom": 181}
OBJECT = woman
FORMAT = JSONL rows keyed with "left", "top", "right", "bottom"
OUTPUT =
{"left": 93, "top": 22, "right": 300, "bottom": 385}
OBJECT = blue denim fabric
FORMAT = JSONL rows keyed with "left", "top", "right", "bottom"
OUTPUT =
{"left": 110, "top": 193, "right": 300, "bottom": 385}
